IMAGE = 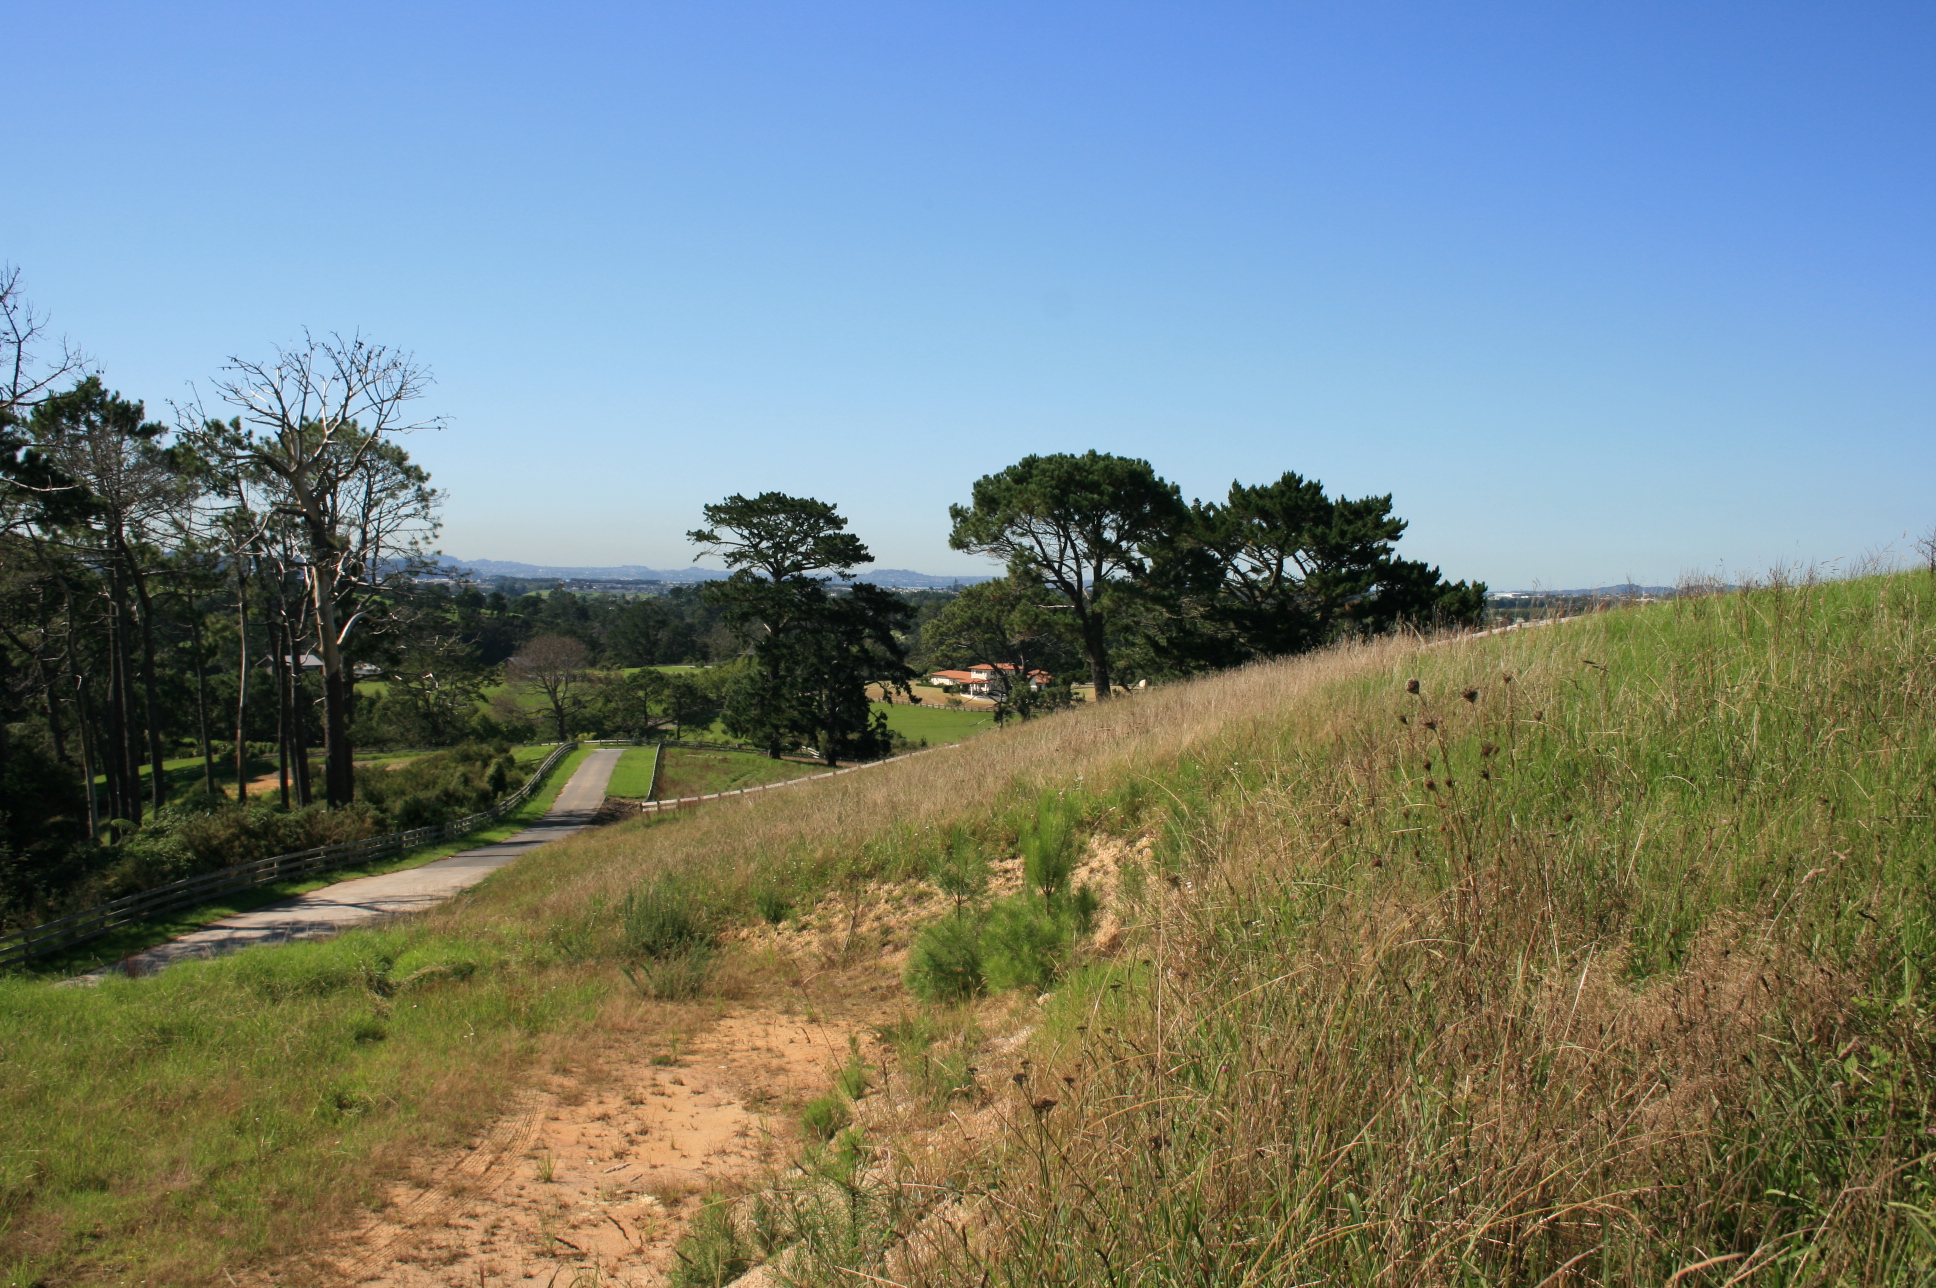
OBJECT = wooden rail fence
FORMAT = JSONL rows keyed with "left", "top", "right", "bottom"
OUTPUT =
{"left": 0, "top": 742, "right": 581, "bottom": 970}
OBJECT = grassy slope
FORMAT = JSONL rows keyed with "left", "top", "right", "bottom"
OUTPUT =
{"left": 792, "top": 573, "right": 1936, "bottom": 1287}
{"left": 117, "top": 752, "right": 277, "bottom": 796}
{"left": 8, "top": 576, "right": 1934, "bottom": 1284}
{"left": 23, "top": 747, "right": 594, "bottom": 979}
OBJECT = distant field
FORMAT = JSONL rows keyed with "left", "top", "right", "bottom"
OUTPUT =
{"left": 650, "top": 747, "right": 823, "bottom": 799}
{"left": 874, "top": 700, "right": 993, "bottom": 744}
{"left": 602, "top": 746, "right": 660, "bottom": 798}
{"left": 113, "top": 752, "right": 275, "bottom": 796}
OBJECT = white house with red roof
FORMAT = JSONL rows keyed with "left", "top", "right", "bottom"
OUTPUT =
{"left": 927, "top": 662, "right": 1052, "bottom": 697}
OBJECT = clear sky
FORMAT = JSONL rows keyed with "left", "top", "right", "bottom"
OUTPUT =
{"left": 5, "top": 2, "right": 1930, "bottom": 587}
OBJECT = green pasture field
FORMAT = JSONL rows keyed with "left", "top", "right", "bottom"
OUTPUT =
{"left": 649, "top": 746, "right": 824, "bottom": 799}
{"left": 108, "top": 752, "right": 276, "bottom": 797}
{"left": 874, "top": 699, "right": 993, "bottom": 743}
{"left": 601, "top": 745, "right": 661, "bottom": 798}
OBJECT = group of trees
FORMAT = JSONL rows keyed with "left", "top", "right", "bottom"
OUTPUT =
{"left": 692, "top": 494, "right": 914, "bottom": 763}
{"left": 0, "top": 266, "right": 1485, "bottom": 927}
{"left": 682, "top": 455, "right": 1483, "bottom": 758}
{"left": 929, "top": 450, "right": 1485, "bottom": 706}
{"left": 0, "top": 271, "right": 452, "bottom": 922}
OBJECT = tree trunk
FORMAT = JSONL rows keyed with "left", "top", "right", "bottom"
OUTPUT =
{"left": 35, "top": 591, "right": 68, "bottom": 765}
{"left": 321, "top": 666, "right": 353, "bottom": 805}
{"left": 1078, "top": 608, "right": 1112, "bottom": 702}
{"left": 104, "top": 575, "right": 141, "bottom": 826}
{"left": 271, "top": 591, "right": 290, "bottom": 809}
{"left": 305, "top": 562, "right": 356, "bottom": 808}
{"left": 234, "top": 555, "right": 250, "bottom": 802}
{"left": 75, "top": 679, "right": 100, "bottom": 839}
{"left": 125, "top": 548, "right": 168, "bottom": 814}
{"left": 58, "top": 580, "right": 100, "bottom": 837}
{"left": 291, "top": 652, "right": 314, "bottom": 807}
{"left": 189, "top": 608, "right": 214, "bottom": 796}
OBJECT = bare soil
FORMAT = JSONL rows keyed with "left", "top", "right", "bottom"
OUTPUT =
{"left": 270, "top": 834, "right": 1139, "bottom": 1288}
{"left": 289, "top": 1011, "right": 860, "bottom": 1287}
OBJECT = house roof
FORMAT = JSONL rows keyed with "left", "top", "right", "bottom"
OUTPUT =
{"left": 936, "top": 665, "right": 1053, "bottom": 683}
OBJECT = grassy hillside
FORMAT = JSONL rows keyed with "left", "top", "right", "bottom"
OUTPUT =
{"left": 766, "top": 571, "right": 1936, "bottom": 1287}
{"left": 5, "top": 573, "right": 1933, "bottom": 1284}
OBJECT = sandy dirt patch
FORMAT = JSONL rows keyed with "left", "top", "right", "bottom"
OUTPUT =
{"left": 300, "top": 1011, "right": 867, "bottom": 1287}
{"left": 273, "top": 835, "right": 1140, "bottom": 1288}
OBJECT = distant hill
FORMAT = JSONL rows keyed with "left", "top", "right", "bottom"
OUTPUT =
{"left": 437, "top": 556, "right": 991, "bottom": 590}
{"left": 1488, "top": 584, "right": 1682, "bottom": 599}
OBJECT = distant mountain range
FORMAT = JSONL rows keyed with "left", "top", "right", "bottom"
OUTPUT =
{"left": 436, "top": 556, "right": 991, "bottom": 590}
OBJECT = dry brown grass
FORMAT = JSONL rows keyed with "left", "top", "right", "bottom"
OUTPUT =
{"left": 685, "top": 574, "right": 1936, "bottom": 1287}
{"left": 13, "top": 575, "right": 1936, "bottom": 1286}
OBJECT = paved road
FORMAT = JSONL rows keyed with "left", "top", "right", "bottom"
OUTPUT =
{"left": 73, "top": 750, "right": 624, "bottom": 983}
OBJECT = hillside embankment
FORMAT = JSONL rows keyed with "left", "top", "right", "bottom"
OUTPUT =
{"left": 4, "top": 572, "right": 1934, "bottom": 1286}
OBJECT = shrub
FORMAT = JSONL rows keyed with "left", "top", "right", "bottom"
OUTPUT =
{"left": 799, "top": 1093, "right": 851, "bottom": 1141}
{"left": 927, "top": 827, "right": 989, "bottom": 911}
{"left": 833, "top": 1038, "right": 869, "bottom": 1100}
{"left": 352, "top": 742, "right": 518, "bottom": 831}
{"left": 621, "top": 876, "right": 711, "bottom": 959}
{"left": 1020, "top": 790, "right": 1079, "bottom": 899}
{"left": 979, "top": 896, "right": 1070, "bottom": 993}
{"left": 904, "top": 911, "right": 986, "bottom": 1001}
{"left": 669, "top": 1197, "right": 754, "bottom": 1288}
{"left": 620, "top": 951, "right": 715, "bottom": 1000}
{"left": 753, "top": 883, "right": 794, "bottom": 924}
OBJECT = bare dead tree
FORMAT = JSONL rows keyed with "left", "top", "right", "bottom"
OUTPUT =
{"left": 509, "top": 634, "right": 590, "bottom": 742}
{"left": 0, "top": 266, "right": 90, "bottom": 527}
{"left": 200, "top": 332, "right": 444, "bottom": 807}
{"left": 0, "top": 266, "right": 83, "bottom": 418}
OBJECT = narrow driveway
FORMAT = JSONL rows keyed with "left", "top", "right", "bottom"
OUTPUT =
{"left": 75, "top": 750, "right": 624, "bottom": 982}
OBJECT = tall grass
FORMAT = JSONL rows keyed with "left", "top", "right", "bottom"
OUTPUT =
{"left": 782, "top": 572, "right": 1936, "bottom": 1286}
{"left": 3, "top": 609, "right": 1378, "bottom": 1284}
{"left": 10, "top": 573, "right": 1934, "bottom": 1284}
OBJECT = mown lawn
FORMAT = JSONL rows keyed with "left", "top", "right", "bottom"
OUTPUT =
{"left": 602, "top": 745, "right": 661, "bottom": 798}
{"left": 651, "top": 747, "right": 825, "bottom": 799}
{"left": 873, "top": 700, "right": 993, "bottom": 744}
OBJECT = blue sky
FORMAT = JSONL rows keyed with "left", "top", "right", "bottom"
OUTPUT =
{"left": 5, "top": 2, "right": 1930, "bottom": 586}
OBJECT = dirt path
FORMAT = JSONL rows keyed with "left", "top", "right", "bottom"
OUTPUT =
{"left": 73, "top": 750, "right": 624, "bottom": 982}
{"left": 299, "top": 1008, "right": 872, "bottom": 1287}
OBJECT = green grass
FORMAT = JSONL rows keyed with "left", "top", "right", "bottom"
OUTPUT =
{"left": 771, "top": 572, "right": 1936, "bottom": 1287}
{"left": 19, "top": 576, "right": 1936, "bottom": 1286}
{"left": 0, "top": 924, "right": 609, "bottom": 1285}
{"left": 653, "top": 747, "right": 824, "bottom": 799}
{"left": 24, "top": 747, "right": 594, "bottom": 980}
{"left": 110, "top": 752, "right": 276, "bottom": 796}
{"left": 603, "top": 745, "right": 661, "bottom": 798}
{"left": 873, "top": 700, "right": 993, "bottom": 744}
